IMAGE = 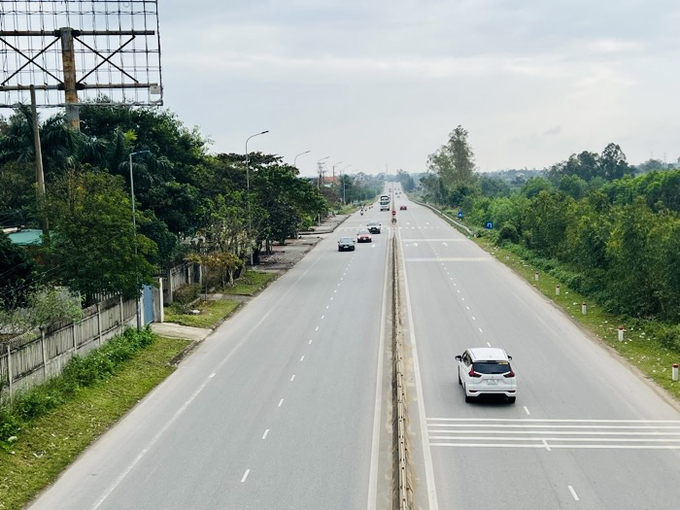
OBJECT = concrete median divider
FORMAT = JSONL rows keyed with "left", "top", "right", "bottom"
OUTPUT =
{"left": 391, "top": 231, "right": 414, "bottom": 509}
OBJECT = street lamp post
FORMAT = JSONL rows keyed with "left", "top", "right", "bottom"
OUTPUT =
{"left": 245, "top": 130, "right": 269, "bottom": 265}
{"left": 341, "top": 164, "right": 352, "bottom": 205}
{"left": 332, "top": 161, "right": 342, "bottom": 180}
{"left": 316, "top": 156, "right": 329, "bottom": 188}
{"left": 294, "top": 150, "right": 310, "bottom": 168}
{"left": 129, "top": 149, "right": 150, "bottom": 330}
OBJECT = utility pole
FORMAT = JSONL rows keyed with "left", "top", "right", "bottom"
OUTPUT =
{"left": 30, "top": 85, "right": 48, "bottom": 237}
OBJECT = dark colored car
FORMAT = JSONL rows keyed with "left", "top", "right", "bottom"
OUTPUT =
{"left": 367, "top": 222, "right": 381, "bottom": 234}
{"left": 338, "top": 236, "right": 356, "bottom": 251}
{"left": 357, "top": 229, "right": 372, "bottom": 243}
{"left": 400, "top": 205, "right": 407, "bottom": 210}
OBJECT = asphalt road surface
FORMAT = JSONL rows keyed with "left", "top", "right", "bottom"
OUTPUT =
{"left": 396, "top": 195, "right": 680, "bottom": 510}
{"left": 26, "top": 186, "right": 680, "bottom": 510}
{"left": 28, "top": 208, "right": 392, "bottom": 510}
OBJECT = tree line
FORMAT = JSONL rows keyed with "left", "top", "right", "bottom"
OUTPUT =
{"left": 0, "top": 100, "right": 380, "bottom": 327}
{"left": 421, "top": 126, "right": 680, "bottom": 328}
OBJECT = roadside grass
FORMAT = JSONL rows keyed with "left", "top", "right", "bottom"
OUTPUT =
{"left": 162, "top": 270, "right": 277, "bottom": 329}
{"left": 473, "top": 234, "right": 680, "bottom": 402}
{"left": 227, "top": 270, "right": 277, "bottom": 296}
{"left": 0, "top": 335, "right": 190, "bottom": 510}
{"left": 164, "top": 299, "right": 240, "bottom": 329}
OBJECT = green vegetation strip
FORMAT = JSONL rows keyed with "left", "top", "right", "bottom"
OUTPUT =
{"left": 0, "top": 331, "right": 190, "bottom": 510}
{"left": 164, "top": 299, "right": 240, "bottom": 329}
{"left": 227, "top": 270, "right": 277, "bottom": 296}
{"left": 473, "top": 235, "right": 680, "bottom": 402}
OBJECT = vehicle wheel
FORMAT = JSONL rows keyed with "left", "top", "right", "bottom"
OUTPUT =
{"left": 464, "top": 394, "right": 472, "bottom": 403}
{"left": 508, "top": 397, "right": 516, "bottom": 404}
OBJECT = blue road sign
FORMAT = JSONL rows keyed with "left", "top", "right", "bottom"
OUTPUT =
{"left": 485, "top": 221, "right": 494, "bottom": 229}
{"left": 457, "top": 210, "right": 464, "bottom": 218}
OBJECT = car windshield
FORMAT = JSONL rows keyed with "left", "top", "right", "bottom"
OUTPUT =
{"left": 339, "top": 237, "right": 353, "bottom": 243}
{"left": 358, "top": 230, "right": 369, "bottom": 234}
{"left": 473, "top": 361, "right": 511, "bottom": 374}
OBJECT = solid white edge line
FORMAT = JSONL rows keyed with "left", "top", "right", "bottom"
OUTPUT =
{"left": 262, "top": 429, "right": 269, "bottom": 440}
{"left": 241, "top": 469, "right": 250, "bottom": 483}
{"left": 400, "top": 223, "right": 439, "bottom": 510}
{"left": 278, "top": 399, "right": 284, "bottom": 407}
{"left": 366, "top": 229, "right": 390, "bottom": 510}
{"left": 568, "top": 485, "right": 580, "bottom": 501}
{"left": 93, "top": 377, "right": 212, "bottom": 509}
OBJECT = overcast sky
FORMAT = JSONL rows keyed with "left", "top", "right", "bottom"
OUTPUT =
{"left": 159, "top": 0, "right": 680, "bottom": 177}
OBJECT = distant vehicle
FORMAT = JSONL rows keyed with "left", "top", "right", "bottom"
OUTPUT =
{"left": 400, "top": 205, "right": 407, "bottom": 210}
{"left": 357, "top": 229, "right": 372, "bottom": 243}
{"left": 367, "top": 221, "right": 381, "bottom": 234}
{"left": 379, "top": 194, "right": 390, "bottom": 211}
{"left": 455, "top": 347, "right": 516, "bottom": 403}
{"left": 338, "top": 236, "right": 356, "bottom": 251}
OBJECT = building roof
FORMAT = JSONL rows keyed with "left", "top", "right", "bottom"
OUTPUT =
{"left": 5, "top": 228, "right": 43, "bottom": 246}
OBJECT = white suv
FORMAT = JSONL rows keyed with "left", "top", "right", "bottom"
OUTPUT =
{"left": 455, "top": 347, "right": 516, "bottom": 403}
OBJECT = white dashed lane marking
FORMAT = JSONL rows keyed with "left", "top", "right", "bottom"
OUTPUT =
{"left": 568, "top": 486, "right": 579, "bottom": 501}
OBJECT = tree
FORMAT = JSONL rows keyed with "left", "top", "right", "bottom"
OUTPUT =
{"left": 427, "top": 125, "right": 476, "bottom": 188}
{"left": 479, "top": 175, "right": 511, "bottom": 198}
{"left": 521, "top": 177, "right": 553, "bottom": 199}
{"left": 42, "top": 169, "right": 157, "bottom": 302}
{"left": 395, "top": 169, "right": 416, "bottom": 192}
{"left": 558, "top": 174, "right": 588, "bottom": 200}
{"left": 605, "top": 198, "right": 657, "bottom": 316}
{"left": 599, "top": 143, "right": 634, "bottom": 181}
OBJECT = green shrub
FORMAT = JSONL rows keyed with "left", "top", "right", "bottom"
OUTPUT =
{"left": 13, "top": 386, "right": 64, "bottom": 421}
{"left": 655, "top": 324, "right": 680, "bottom": 353}
{"left": 496, "top": 224, "right": 519, "bottom": 245}
{"left": 0, "top": 327, "right": 156, "bottom": 447}
{"left": 173, "top": 284, "right": 200, "bottom": 305}
{"left": 0, "top": 409, "right": 20, "bottom": 450}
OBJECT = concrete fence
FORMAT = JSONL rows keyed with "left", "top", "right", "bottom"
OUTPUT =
{"left": 0, "top": 295, "right": 138, "bottom": 399}
{"left": 159, "top": 262, "right": 201, "bottom": 305}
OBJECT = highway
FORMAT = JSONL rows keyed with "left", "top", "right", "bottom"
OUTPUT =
{"left": 28, "top": 210, "right": 393, "bottom": 510}
{"left": 394, "top": 191, "right": 680, "bottom": 510}
{"left": 26, "top": 184, "right": 680, "bottom": 510}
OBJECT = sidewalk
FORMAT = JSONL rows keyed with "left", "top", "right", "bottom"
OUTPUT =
{"left": 151, "top": 214, "right": 349, "bottom": 342}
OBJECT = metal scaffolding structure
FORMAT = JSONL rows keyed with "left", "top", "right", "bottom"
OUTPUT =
{"left": 0, "top": 0, "right": 163, "bottom": 125}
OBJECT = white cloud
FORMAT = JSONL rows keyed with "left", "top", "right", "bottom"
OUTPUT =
{"left": 159, "top": 0, "right": 680, "bottom": 174}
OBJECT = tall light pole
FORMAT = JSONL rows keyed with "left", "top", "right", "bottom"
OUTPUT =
{"left": 245, "top": 130, "right": 269, "bottom": 191}
{"left": 316, "top": 156, "right": 329, "bottom": 188}
{"left": 294, "top": 150, "right": 311, "bottom": 168}
{"left": 129, "top": 149, "right": 150, "bottom": 330}
{"left": 341, "top": 164, "right": 351, "bottom": 205}
{"left": 244, "top": 130, "right": 269, "bottom": 266}
{"left": 332, "top": 161, "right": 342, "bottom": 180}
